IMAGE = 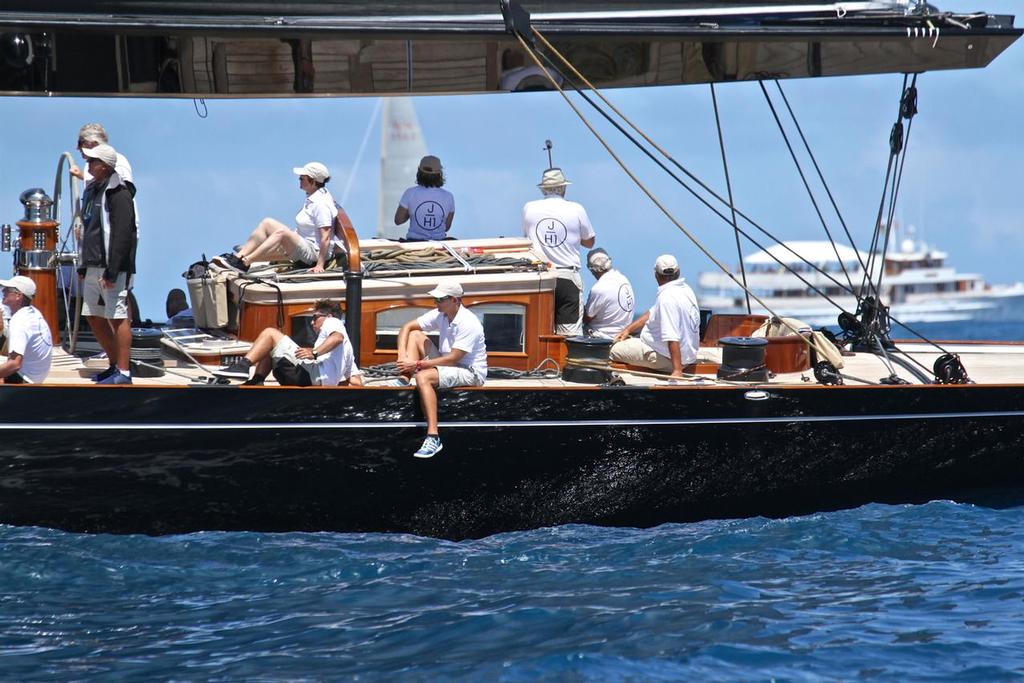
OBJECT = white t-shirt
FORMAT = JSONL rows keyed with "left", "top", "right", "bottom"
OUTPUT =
{"left": 640, "top": 278, "right": 700, "bottom": 364}
{"left": 522, "top": 195, "right": 595, "bottom": 269}
{"left": 314, "top": 316, "right": 361, "bottom": 386}
{"left": 7, "top": 305, "right": 53, "bottom": 383}
{"left": 400, "top": 186, "right": 455, "bottom": 241}
{"left": 295, "top": 187, "right": 341, "bottom": 252}
{"left": 585, "top": 269, "right": 635, "bottom": 339}
{"left": 416, "top": 305, "right": 488, "bottom": 382}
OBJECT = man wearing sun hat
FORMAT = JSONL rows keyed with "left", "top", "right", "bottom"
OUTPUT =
{"left": 522, "top": 167, "right": 596, "bottom": 336}
{"left": 0, "top": 275, "right": 53, "bottom": 384}
{"left": 79, "top": 142, "right": 139, "bottom": 385}
{"left": 610, "top": 254, "right": 700, "bottom": 378}
{"left": 396, "top": 279, "right": 488, "bottom": 458}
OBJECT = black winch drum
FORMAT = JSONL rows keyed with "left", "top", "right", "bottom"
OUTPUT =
{"left": 562, "top": 335, "right": 614, "bottom": 384}
{"left": 717, "top": 336, "right": 770, "bottom": 382}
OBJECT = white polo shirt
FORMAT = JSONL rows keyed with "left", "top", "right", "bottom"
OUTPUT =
{"left": 585, "top": 269, "right": 636, "bottom": 339}
{"left": 640, "top": 278, "right": 700, "bottom": 364}
{"left": 416, "top": 305, "right": 488, "bottom": 382}
{"left": 295, "top": 187, "right": 342, "bottom": 252}
{"left": 522, "top": 195, "right": 595, "bottom": 270}
{"left": 314, "top": 317, "right": 361, "bottom": 386}
{"left": 400, "top": 186, "right": 455, "bottom": 241}
{"left": 6, "top": 305, "right": 53, "bottom": 383}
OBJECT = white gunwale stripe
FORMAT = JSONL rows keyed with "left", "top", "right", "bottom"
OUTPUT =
{"left": 0, "top": 410, "right": 1022, "bottom": 430}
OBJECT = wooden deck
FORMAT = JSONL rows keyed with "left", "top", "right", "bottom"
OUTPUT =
{"left": 25, "top": 340, "right": 1024, "bottom": 388}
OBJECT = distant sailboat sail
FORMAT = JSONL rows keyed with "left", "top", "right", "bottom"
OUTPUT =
{"left": 378, "top": 97, "right": 427, "bottom": 239}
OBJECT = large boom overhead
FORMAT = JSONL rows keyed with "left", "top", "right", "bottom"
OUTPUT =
{"left": 0, "top": 1, "right": 1019, "bottom": 97}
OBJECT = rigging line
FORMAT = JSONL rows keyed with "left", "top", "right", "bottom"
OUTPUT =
{"left": 710, "top": 83, "right": 750, "bottom": 314}
{"left": 528, "top": 30, "right": 865, "bottom": 314}
{"left": 527, "top": 30, "right": 858, "bottom": 318}
{"left": 772, "top": 80, "right": 869, "bottom": 277}
{"left": 341, "top": 97, "right": 381, "bottom": 206}
{"left": 513, "top": 33, "right": 834, "bottom": 360}
{"left": 877, "top": 80, "right": 918, "bottom": 300}
{"left": 860, "top": 74, "right": 908, "bottom": 303}
{"left": 758, "top": 80, "right": 856, "bottom": 294}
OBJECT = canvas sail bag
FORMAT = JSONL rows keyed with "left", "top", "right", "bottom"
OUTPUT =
{"left": 753, "top": 316, "right": 845, "bottom": 369}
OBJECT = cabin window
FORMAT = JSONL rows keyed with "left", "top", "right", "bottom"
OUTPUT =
{"left": 375, "top": 307, "right": 432, "bottom": 351}
{"left": 468, "top": 303, "right": 526, "bottom": 353}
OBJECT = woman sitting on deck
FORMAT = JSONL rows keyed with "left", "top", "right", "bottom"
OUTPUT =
{"left": 394, "top": 155, "right": 455, "bottom": 241}
{"left": 213, "top": 162, "right": 343, "bottom": 274}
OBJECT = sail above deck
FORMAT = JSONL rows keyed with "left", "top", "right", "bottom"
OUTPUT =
{"left": 0, "top": 1, "right": 1019, "bottom": 97}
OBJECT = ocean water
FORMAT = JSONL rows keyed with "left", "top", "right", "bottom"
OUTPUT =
{"left": 2, "top": 504, "right": 1024, "bottom": 681}
{"left": 3, "top": 322, "right": 1024, "bottom": 681}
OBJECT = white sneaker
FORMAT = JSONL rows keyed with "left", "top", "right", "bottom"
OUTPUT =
{"left": 414, "top": 435, "right": 443, "bottom": 458}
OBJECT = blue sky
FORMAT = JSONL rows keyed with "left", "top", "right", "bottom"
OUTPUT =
{"left": 1, "top": 1, "right": 1021, "bottom": 320}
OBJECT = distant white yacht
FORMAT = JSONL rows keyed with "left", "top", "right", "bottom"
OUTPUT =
{"left": 698, "top": 235, "right": 1024, "bottom": 326}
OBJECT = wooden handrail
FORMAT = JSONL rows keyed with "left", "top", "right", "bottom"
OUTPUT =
{"left": 335, "top": 207, "right": 360, "bottom": 273}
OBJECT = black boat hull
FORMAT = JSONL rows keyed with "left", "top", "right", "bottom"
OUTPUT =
{"left": 0, "top": 384, "right": 1022, "bottom": 538}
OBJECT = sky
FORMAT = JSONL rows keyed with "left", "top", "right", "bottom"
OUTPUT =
{"left": 0, "top": 1, "right": 1022, "bottom": 320}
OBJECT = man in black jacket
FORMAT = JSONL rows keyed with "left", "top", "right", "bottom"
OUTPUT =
{"left": 80, "top": 143, "right": 138, "bottom": 385}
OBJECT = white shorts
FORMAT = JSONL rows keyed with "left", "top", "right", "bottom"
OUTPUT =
{"left": 424, "top": 340, "right": 484, "bottom": 389}
{"left": 81, "top": 266, "right": 130, "bottom": 320}
{"left": 270, "top": 335, "right": 322, "bottom": 384}
{"left": 290, "top": 238, "right": 318, "bottom": 266}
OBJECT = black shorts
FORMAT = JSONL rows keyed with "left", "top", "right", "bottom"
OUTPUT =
{"left": 554, "top": 278, "right": 581, "bottom": 325}
{"left": 271, "top": 359, "right": 313, "bottom": 387}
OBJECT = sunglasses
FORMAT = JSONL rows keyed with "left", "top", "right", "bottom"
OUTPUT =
{"left": 311, "top": 312, "right": 331, "bottom": 320}
{"left": 433, "top": 296, "right": 452, "bottom": 304}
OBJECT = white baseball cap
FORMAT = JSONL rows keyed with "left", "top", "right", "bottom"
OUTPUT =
{"left": 292, "top": 161, "right": 330, "bottom": 183}
{"left": 654, "top": 254, "right": 679, "bottom": 275}
{"left": 0, "top": 275, "right": 37, "bottom": 298}
{"left": 81, "top": 143, "right": 118, "bottom": 169}
{"left": 427, "top": 280, "right": 464, "bottom": 299}
{"left": 587, "top": 248, "right": 612, "bottom": 272}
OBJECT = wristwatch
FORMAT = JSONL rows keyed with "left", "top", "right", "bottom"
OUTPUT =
{"left": 312, "top": 351, "right": 319, "bottom": 360}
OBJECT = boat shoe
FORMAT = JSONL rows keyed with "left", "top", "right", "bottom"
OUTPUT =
{"left": 97, "top": 370, "right": 132, "bottom": 385}
{"left": 414, "top": 435, "right": 443, "bottom": 459}
{"left": 91, "top": 365, "right": 118, "bottom": 383}
{"left": 213, "top": 361, "right": 252, "bottom": 380}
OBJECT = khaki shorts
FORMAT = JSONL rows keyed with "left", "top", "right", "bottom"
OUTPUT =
{"left": 424, "top": 339, "right": 484, "bottom": 389}
{"left": 290, "top": 239, "right": 318, "bottom": 266}
{"left": 609, "top": 337, "right": 673, "bottom": 372}
{"left": 81, "top": 266, "right": 130, "bottom": 320}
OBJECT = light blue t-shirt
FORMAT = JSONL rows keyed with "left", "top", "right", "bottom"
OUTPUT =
{"left": 400, "top": 185, "right": 455, "bottom": 241}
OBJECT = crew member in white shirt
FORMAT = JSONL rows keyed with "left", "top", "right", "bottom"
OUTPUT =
{"left": 610, "top": 255, "right": 700, "bottom": 378}
{"left": 583, "top": 248, "right": 635, "bottom": 339}
{"left": 214, "top": 162, "right": 345, "bottom": 274}
{"left": 522, "top": 167, "right": 596, "bottom": 336}
{"left": 0, "top": 276, "right": 53, "bottom": 384}
{"left": 213, "top": 299, "right": 362, "bottom": 387}
{"left": 396, "top": 280, "right": 488, "bottom": 459}
{"left": 395, "top": 155, "right": 456, "bottom": 241}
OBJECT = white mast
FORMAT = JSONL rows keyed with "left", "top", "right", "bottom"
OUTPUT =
{"left": 378, "top": 97, "right": 428, "bottom": 238}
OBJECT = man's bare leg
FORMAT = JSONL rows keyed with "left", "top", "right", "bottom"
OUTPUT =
{"left": 86, "top": 316, "right": 117, "bottom": 367}
{"left": 110, "top": 317, "right": 132, "bottom": 372}
{"left": 416, "top": 367, "right": 441, "bottom": 435}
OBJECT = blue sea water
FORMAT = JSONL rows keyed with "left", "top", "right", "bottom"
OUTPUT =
{"left": 2, "top": 504, "right": 1024, "bottom": 681}
{"left": 4, "top": 321, "right": 1024, "bottom": 681}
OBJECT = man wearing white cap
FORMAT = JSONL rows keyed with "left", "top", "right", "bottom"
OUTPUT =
{"left": 79, "top": 142, "right": 138, "bottom": 385}
{"left": 396, "top": 280, "right": 488, "bottom": 458}
{"left": 583, "top": 248, "right": 635, "bottom": 339}
{"left": 522, "top": 167, "right": 596, "bottom": 336}
{"left": 214, "top": 162, "right": 345, "bottom": 274}
{"left": 0, "top": 276, "right": 53, "bottom": 384}
{"left": 394, "top": 155, "right": 455, "bottom": 241}
{"left": 610, "top": 254, "right": 700, "bottom": 378}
